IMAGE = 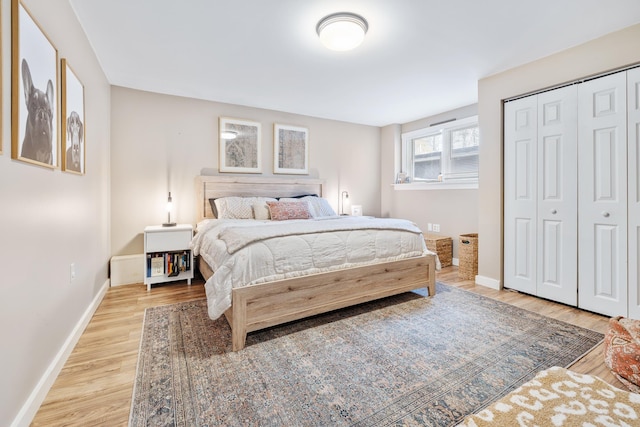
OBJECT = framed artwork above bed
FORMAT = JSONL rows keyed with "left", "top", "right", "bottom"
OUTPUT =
{"left": 274, "top": 123, "right": 308, "bottom": 175}
{"left": 219, "top": 117, "right": 262, "bottom": 174}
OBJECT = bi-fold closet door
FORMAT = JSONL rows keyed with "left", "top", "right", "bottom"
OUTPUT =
{"left": 504, "top": 85, "right": 578, "bottom": 307}
{"left": 504, "top": 68, "right": 640, "bottom": 318}
{"left": 577, "top": 72, "right": 627, "bottom": 316}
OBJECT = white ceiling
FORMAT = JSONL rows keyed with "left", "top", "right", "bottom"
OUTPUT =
{"left": 68, "top": 0, "right": 640, "bottom": 127}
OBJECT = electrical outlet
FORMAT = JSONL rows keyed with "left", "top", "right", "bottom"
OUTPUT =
{"left": 427, "top": 223, "right": 433, "bottom": 231}
{"left": 70, "top": 263, "right": 76, "bottom": 283}
{"left": 433, "top": 224, "right": 440, "bottom": 232}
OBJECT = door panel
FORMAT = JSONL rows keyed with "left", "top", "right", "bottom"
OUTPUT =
{"left": 594, "top": 224, "right": 619, "bottom": 298}
{"left": 542, "top": 135, "right": 561, "bottom": 199}
{"left": 514, "top": 218, "right": 534, "bottom": 278}
{"left": 578, "top": 72, "right": 627, "bottom": 317}
{"left": 504, "top": 96, "right": 537, "bottom": 295}
{"left": 541, "top": 219, "right": 561, "bottom": 284}
{"left": 536, "top": 86, "right": 578, "bottom": 305}
{"left": 594, "top": 128, "right": 618, "bottom": 200}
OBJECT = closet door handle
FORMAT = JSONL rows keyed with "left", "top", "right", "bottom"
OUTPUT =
{"left": 602, "top": 211, "right": 610, "bottom": 218}
{"left": 550, "top": 209, "right": 557, "bottom": 214}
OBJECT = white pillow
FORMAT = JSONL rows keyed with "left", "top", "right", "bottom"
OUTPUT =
{"left": 214, "top": 197, "right": 277, "bottom": 219}
{"left": 252, "top": 200, "right": 271, "bottom": 220}
{"left": 309, "top": 197, "right": 337, "bottom": 217}
{"left": 279, "top": 196, "right": 336, "bottom": 218}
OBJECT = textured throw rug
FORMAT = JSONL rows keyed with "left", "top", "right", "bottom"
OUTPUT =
{"left": 458, "top": 366, "right": 640, "bottom": 426}
{"left": 129, "top": 283, "right": 603, "bottom": 426}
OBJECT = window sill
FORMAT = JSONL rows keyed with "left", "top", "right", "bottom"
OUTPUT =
{"left": 393, "top": 181, "right": 478, "bottom": 191}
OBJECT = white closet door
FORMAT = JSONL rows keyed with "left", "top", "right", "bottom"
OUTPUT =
{"left": 578, "top": 72, "right": 628, "bottom": 317}
{"left": 536, "top": 86, "right": 578, "bottom": 305}
{"left": 628, "top": 68, "right": 640, "bottom": 319}
{"left": 504, "top": 96, "right": 537, "bottom": 295}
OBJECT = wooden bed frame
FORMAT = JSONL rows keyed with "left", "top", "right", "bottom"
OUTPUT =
{"left": 195, "top": 175, "right": 436, "bottom": 351}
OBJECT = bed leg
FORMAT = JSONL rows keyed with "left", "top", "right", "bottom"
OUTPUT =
{"left": 427, "top": 260, "right": 436, "bottom": 296}
{"left": 427, "top": 281, "right": 436, "bottom": 297}
{"left": 231, "top": 327, "right": 247, "bottom": 352}
{"left": 230, "top": 292, "right": 248, "bottom": 351}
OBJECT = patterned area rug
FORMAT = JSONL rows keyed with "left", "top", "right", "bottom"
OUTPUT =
{"left": 129, "top": 283, "right": 603, "bottom": 426}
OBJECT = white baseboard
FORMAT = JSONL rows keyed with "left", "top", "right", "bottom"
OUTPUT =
{"left": 449, "top": 260, "right": 500, "bottom": 290}
{"left": 11, "top": 279, "right": 109, "bottom": 427}
{"left": 475, "top": 275, "right": 501, "bottom": 290}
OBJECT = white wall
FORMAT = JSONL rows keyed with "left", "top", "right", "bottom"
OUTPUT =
{"left": 379, "top": 123, "right": 400, "bottom": 218}
{"left": 110, "top": 87, "right": 381, "bottom": 256}
{"left": 0, "top": 0, "right": 111, "bottom": 425}
{"left": 477, "top": 23, "right": 640, "bottom": 287}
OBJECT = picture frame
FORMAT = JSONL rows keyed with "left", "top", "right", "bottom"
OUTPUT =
{"left": 273, "top": 123, "right": 309, "bottom": 175}
{"left": 219, "top": 117, "right": 262, "bottom": 173}
{"left": 11, "top": 0, "right": 59, "bottom": 168}
{"left": 61, "top": 58, "right": 85, "bottom": 175}
{"left": 0, "top": 4, "right": 2, "bottom": 155}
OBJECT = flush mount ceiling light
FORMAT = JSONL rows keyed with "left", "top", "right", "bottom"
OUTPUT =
{"left": 316, "top": 12, "right": 368, "bottom": 51}
{"left": 220, "top": 130, "right": 237, "bottom": 140}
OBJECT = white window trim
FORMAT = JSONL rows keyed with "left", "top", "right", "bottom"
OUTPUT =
{"left": 398, "top": 116, "right": 478, "bottom": 190}
{"left": 392, "top": 181, "right": 478, "bottom": 191}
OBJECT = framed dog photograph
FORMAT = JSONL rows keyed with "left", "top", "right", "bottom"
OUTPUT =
{"left": 11, "top": 0, "right": 59, "bottom": 168}
{"left": 61, "top": 59, "right": 85, "bottom": 175}
{"left": 0, "top": 5, "right": 2, "bottom": 155}
{"left": 273, "top": 124, "right": 308, "bottom": 175}
{"left": 219, "top": 117, "right": 262, "bottom": 173}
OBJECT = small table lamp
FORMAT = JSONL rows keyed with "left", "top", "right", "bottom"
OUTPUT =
{"left": 341, "top": 190, "right": 349, "bottom": 216}
{"left": 163, "top": 192, "right": 177, "bottom": 227}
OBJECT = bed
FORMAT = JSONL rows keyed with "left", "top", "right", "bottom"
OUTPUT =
{"left": 193, "top": 175, "right": 437, "bottom": 351}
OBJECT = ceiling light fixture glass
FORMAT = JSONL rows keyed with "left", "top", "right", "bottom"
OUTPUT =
{"left": 316, "top": 12, "right": 368, "bottom": 51}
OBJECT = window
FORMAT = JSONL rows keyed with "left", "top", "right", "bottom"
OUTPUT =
{"left": 401, "top": 116, "right": 478, "bottom": 186}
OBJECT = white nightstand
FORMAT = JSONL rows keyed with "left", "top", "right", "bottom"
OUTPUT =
{"left": 144, "top": 224, "right": 194, "bottom": 291}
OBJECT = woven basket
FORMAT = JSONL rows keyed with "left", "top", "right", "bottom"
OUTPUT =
{"left": 424, "top": 234, "right": 452, "bottom": 267}
{"left": 458, "top": 233, "right": 478, "bottom": 280}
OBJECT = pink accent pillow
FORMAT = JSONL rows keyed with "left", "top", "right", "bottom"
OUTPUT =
{"left": 266, "top": 201, "right": 311, "bottom": 221}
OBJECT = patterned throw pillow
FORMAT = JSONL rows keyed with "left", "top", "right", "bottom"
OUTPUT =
{"left": 604, "top": 316, "right": 640, "bottom": 392}
{"left": 266, "top": 201, "right": 311, "bottom": 221}
{"left": 215, "top": 197, "right": 277, "bottom": 219}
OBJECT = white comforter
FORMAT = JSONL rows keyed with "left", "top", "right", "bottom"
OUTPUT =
{"left": 191, "top": 216, "right": 437, "bottom": 320}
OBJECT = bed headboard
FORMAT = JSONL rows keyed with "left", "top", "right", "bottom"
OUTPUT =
{"left": 195, "top": 176, "right": 325, "bottom": 222}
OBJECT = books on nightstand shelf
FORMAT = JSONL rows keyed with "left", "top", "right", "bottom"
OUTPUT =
{"left": 150, "top": 255, "right": 164, "bottom": 276}
{"left": 146, "top": 251, "right": 191, "bottom": 278}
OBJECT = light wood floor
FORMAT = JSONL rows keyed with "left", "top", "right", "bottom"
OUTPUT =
{"left": 32, "top": 266, "right": 624, "bottom": 426}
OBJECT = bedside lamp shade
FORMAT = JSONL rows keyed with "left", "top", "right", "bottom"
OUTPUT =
{"left": 341, "top": 190, "right": 349, "bottom": 215}
{"left": 163, "top": 192, "right": 177, "bottom": 227}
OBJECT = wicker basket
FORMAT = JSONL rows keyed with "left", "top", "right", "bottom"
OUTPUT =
{"left": 424, "top": 234, "right": 452, "bottom": 267}
{"left": 458, "top": 233, "right": 478, "bottom": 280}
